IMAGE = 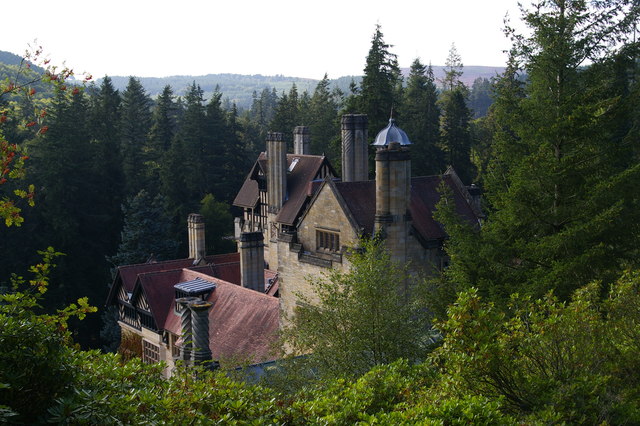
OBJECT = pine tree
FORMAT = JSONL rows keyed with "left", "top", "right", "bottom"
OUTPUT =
{"left": 177, "top": 82, "right": 207, "bottom": 197}
{"left": 439, "top": 88, "right": 474, "bottom": 183}
{"left": 120, "top": 77, "right": 152, "bottom": 197}
{"left": 441, "top": 43, "right": 464, "bottom": 91}
{"left": 108, "top": 190, "right": 179, "bottom": 267}
{"left": 271, "top": 84, "right": 300, "bottom": 147}
{"left": 88, "top": 77, "right": 123, "bottom": 255}
{"left": 438, "top": 0, "right": 640, "bottom": 304}
{"left": 358, "top": 24, "right": 402, "bottom": 135}
{"left": 469, "top": 77, "right": 493, "bottom": 118}
{"left": 146, "top": 85, "right": 177, "bottom": 192}
{"left": 309, "top": 74, "right": 340, "bottom": 159}
{"left": 399, "top": 59, "right": 444, "bottom": 176}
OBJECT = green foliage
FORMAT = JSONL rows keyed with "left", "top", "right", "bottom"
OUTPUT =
{"left": 0, "top": 247, "right": 96, "bottom": 423}
{"left": 432, "top": 271, "right": 640, "bottom": 423}
{"left": 439, "top": 0, "right": 640, "bottom": 304}
{"left": 199, "top": 193, "right": 235, "bottom": 255}
{"left": 283, "top": 237, "right": 432, "bottom": 381}
{"left": 108, "top": 190, "right": 179, "bottom": 267}
{"left": 354, "top": 24, "right": 402, "bottom": 136}
{"left": 400, "top": 59, "right": 444, "bottom": 176}
{"left": 120, "top": 77, "right": 152, "bottom": 197}
{"left": 439, "top": 87, "right": 474, "bottom": 183}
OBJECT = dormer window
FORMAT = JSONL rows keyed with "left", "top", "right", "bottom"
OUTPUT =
{"left": 288, "top": 157, "right": 300, "bottom": 172}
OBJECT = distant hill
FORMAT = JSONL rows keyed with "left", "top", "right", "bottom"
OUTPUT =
{"left": 0, "top": 50, "right": 504, "bottom": 110}
{"left": 0, "top": 50, "right": 46, "bottom": 74}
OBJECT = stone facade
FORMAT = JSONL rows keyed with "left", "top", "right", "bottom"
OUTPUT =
{"left": 233, "top": 115, "right": 481, "bottom": 333}
{"left": 277, "top": 181, "right": 359, "bottom": 322}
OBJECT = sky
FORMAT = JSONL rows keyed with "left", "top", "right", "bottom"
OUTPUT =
{"left": 5, "top": 0, "right": 524, "bottom": 80}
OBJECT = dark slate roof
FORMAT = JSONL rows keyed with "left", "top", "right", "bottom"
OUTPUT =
{"left": 106, "top": 253, "right": 241, "bottom": 306}
{"left": 232, "top": 152, "right": 336, "bottom": 226}
{"left": 334, "top": 181, "right": 376, "bottom": 234}
{"left": 333, "top": 174, "right": 480, "bottom": 242}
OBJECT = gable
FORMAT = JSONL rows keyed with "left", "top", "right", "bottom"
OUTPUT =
{"left": 232, "top": 152, "right": 337, "bottom": 226}
{"left": 297, "top": 180, "right": 361, "bottom": 250}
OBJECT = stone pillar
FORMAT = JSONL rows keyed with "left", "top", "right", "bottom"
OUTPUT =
{"left": 293, "top": 126, "right": 310, "bottom": 155}
{"left": 341, "top": 114, "right": 368, "bottom": 182}
{"left": 239, "top": 231, "right": 265, "bottom": 292}
{"left": 375, "top": 142, "right": 411, "bottom": 266}
{"left": 190, "top": 300, "right": 213, "bottom": 365}
{"left": 266, "top": 131, "right": 287, "bottom": 214}
{"left": 187, "top": 213, "right": 206, "bottom": 262}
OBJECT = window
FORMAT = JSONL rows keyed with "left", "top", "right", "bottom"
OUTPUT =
{"left": 316, "top": 230, "right": 340, "bottom": 252}
{"left": 142, "top": 340, "right": 160, "bottom": 364}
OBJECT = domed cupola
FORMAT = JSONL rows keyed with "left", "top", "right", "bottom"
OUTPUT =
{"left": 372, "top": 118, "right": 411, "bottom": 147}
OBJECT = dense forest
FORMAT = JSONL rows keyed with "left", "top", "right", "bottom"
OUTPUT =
{"left": 2, "top": 0, "right": 640, "bottom": 422}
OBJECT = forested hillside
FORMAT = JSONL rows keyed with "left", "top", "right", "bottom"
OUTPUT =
{"left": 2, "top": 0, "right": 640, "bottom": 422}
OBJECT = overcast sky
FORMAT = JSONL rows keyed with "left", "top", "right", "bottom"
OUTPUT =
{"left": 6, "top": 0, "right": 524, "bottom": 79}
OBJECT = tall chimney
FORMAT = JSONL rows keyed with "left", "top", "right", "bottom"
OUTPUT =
{"left": 176, "top": 296, "right": 199, "bottom": 362}
{"left": 341, "top": 114, "right": 368, "bottom": 182}
{"left": 187, "top": 213, "right": 206, "bottom": 263}
{"left": 239, "top": 231, "right": 265, "bottom": 292}
{"left": 293, "top": 126, "right": 310, "bottom": 155}
{"left": 190, "top": 300, "right": 213, "bottom": 365}
{"left": 266, "top": 132, "right": 287, "bottom": 214}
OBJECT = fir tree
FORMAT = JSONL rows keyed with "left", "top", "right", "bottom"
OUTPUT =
{"left": 146, "top": 85, "right": 177, "bottom": 192}
{"left": 438, "top": 0, "right": 640, "bottom": 304}
{"left": 108, "top": 190, "right": 179, "bottom": 267}
{"left": 357, "top": 24, "right": 402, "bottom": 135}
{"left": 399, "top": 59, "right": 444, "bottom": 176}
{"left": 120, "top": 77, "right": 152, "bottom": 197}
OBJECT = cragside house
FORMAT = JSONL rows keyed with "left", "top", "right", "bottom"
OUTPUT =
{"left": 106, "top": 115, "right": 481, "bottom": 375}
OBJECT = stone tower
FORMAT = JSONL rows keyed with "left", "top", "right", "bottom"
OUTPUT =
{"left": 293, "top": 126, "right": 310, "bottom": 155}
{"left": 373, "top": 119, "right": 412, "bottom": 267}
{"left": 341, "top": 114, "right": 368, "bottom": 182}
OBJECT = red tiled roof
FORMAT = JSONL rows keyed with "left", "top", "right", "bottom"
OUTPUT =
{"left": 163, "top": 271, "right": 280, "bottom": 364}
{"left": 116, "top": 253, "right": 240, "bottom": 293}
{"left": 333, "top": 175, "right": 480, "bottom": 242}
{"left": 107, "top": 253, "right": 241, "bottom": 307}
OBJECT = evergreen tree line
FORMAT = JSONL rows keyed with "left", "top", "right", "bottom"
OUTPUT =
{"left": 0, "top": 37, "right": 492, "bottom": 348}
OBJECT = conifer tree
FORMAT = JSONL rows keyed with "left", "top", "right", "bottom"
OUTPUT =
{"left": 357, "top": 24, "right": 402, "bottom": 135}
{"left": 88, "top": 77, "right": 123, "bottom": 255}
{"left": 107, "top": 190, "right": 179, "bottom": 267}
{"left": 399, "top": 59, "right": 444, "bottom": 176}
{"left": 146, "top": 85, "right": 177, "bottom": 192}
{"left": 438, "top": 0, "right": 640, "bottom": 304}
{"left": 309, "top": 74, "right": 340, "bottom": 159}
{"left": 120, "top": 77, "right": 152, "bottom": 196}
{"left": 438, "top": 45, "right": 475, "bottom": 183}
